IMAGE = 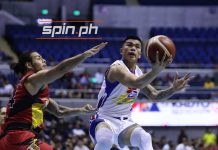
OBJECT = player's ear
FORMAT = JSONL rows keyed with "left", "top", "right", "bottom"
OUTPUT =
{"left": 138, "top": 50, "right": 142, "bottom": 59}
{"left": 25, "top": 62, "right": 33, "bottom": 70}
{"left": 120, "top": 48, "right": 124, "bottom": 55}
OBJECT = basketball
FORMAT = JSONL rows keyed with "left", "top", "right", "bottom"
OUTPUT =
{"left": 145, "top": 35, "right": 176, "bottom": 63}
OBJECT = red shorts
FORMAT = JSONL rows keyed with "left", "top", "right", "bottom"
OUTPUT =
{"left": 0, "top": 130, "right": 53, "bottom": 150}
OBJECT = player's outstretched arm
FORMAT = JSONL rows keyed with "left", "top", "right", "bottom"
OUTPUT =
{"left": 107, "top": 51, "right": 172, "bottom": 89}
{"left": 25, "top": 42, "right": 107, "bottom": 95}
{"left": 45, "top": 98, "right": 95, "bottom": 118}
{"left": 141, "top": 72, "right": 194, "bottom": 100}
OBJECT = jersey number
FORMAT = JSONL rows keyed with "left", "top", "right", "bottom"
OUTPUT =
{"left": 9, "top": 91, "right": 15, "bottom": 108}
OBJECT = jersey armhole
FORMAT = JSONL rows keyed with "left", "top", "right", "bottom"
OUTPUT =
{"left": 105, "top": 67, "right": 116, "bottom": 84}
{"left": 105, "top": 64, "right": 120, "bottom": 84}
{"left": 22, "top": 74, "right": 42, "bottom": 96}
{"left": 105, "top": 67, "right": 110, "bottom": 81}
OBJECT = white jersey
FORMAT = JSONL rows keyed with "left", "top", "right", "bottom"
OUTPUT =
{"left": 97, "top": 60, "right": 143, "bottom": 116}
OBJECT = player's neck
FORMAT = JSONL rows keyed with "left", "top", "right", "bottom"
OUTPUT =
{"left": 123, "top": 59, "right": 136, "bottom": 71}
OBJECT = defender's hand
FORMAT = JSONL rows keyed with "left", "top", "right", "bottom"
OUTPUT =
{"left": 83, "top": 42, "right": 108, "bottom": 58}
{"left": 80, "top": 104, "right": 96, "bottom": 114}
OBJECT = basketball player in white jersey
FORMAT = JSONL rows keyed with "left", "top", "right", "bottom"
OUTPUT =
{"left": 89, "top": 36, "right": 193, "bottom": 150}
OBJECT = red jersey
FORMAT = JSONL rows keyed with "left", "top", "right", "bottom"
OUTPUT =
{"left": 2, "top": 71, "right": 49, "bottom": 130}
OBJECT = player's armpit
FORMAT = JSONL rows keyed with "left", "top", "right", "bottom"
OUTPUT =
{"left": 24, "top": 69, "right": 50, "bottom": 95}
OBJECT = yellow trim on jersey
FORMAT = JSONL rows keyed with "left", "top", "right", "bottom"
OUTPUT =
{"left": 113, "top": 94, "right": 135, "bottom": 105}
{"left": 32, "top": 103, "right": 44, "bottom": 128}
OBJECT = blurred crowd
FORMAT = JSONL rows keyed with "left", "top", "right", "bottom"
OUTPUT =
{"left": 41, "top": 114, "right": 94, "bottom": 150}
{"left": 0, "top": 73, "right": 14, "bottom": 97}
{"left": 1, "top": 107, "right": 218, "bottom": 150}
{"left": 153, "top": 128, "right": 218, "bottom": 150}
{"left": 0, "top": 69, "right": 218, "bottom": 100}
{"left": 152, "top": 74, "right": 217, "bottom": 89}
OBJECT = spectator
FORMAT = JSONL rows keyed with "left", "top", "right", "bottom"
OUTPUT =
{"left": 0, "top": 78, "right": 13, "bottom": 96}
{"left": 79, "top": 71, "right": 90, "bottom": 86}
{"left": 178, "top": 129, "right": 188, "bottom": 144}
{"left": 0, "top": 107, "right": 6, "bottom": 135}
{"left": 74, "top": 138, "right": 90, "bottom": 150}
{"left": 160, "top": 136, "right": 170, "bottom": 150}
{"left": 72, "top": 120, "right": 86, "bottom": 137}
{"left": 176, "top": 137, "right": 189, "bottom": 150}
{"left": 191, "top": 74, "right": 203, "bottom": 87}
{"left": 0, "top": 107, "right": 6, "bottom": 125}
{"left": 94, "top": 68, "right": 104, "bottom": 84}
{"left": 65, "top": 139, "right": 74, "bottom": 150}
{"left": 186, "top": 140, "right": 195, "bottom": 150}
{"left": 202, "top": 128, "right": 217, "bottom": 148}
{"left": 203, "top": 76, "right": 215, "bottom": 89}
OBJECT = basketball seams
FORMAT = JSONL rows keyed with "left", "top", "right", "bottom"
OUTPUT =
{"left": 146, "top": 36, "right": 171, "bottom": 59}
{"left": 146, "top": 38, "right": 152, "bottom": 58}
{"left": 155, "top": 36, "right": 170, "bottom": 57}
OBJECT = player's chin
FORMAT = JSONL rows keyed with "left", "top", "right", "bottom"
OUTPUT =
{"left": 42, "top": 65, "right": 47, "bottom": 69}
{"left": 127, "top": 57, "right": 138, "bottom": 62}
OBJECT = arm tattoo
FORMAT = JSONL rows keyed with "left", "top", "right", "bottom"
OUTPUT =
{"left": 142, "top": 85, "right": 176, "bottom": 100}
{"left": 155, "top": 87, "right": 176, "bottom": 100}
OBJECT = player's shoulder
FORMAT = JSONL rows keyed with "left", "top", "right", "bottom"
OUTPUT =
{"left": 106, "top": 61, "right": 126, "bottom": 79}
{"left": 110, "top": 62, "right": 125, "bottom": 73}
{"left": 107, "top": 62, "right": 126, "bottom": 82}
{"left": 110, "top": 60, "right": 125, "bottom": 68}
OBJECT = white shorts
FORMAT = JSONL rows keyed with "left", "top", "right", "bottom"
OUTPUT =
{"left": 89, "top": 113, "right": 136, "bottom": 148}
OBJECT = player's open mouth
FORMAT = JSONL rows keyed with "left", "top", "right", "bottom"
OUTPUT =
{"left": 128, "top": 52, "right": 136, "bottom": 57}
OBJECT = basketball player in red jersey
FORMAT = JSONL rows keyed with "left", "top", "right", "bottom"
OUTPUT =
{"left": 0, "top": 42, "right": 107, "bottom": 150}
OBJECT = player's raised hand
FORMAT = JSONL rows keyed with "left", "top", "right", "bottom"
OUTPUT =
{"left": 80, "top": 104, "right": 96, "bottom": 114}
{"left": 172, "top": 72, "right": 195, "bottom": 91}
{"left": 83, "top": 42, "right": 108, "bottom": 58}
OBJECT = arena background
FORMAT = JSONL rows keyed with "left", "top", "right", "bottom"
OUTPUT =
{"left": 0, "top": 0, "right": 218, "bottom": 149}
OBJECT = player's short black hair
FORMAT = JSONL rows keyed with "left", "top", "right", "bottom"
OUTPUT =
{"left": 123, "top": 36, "right": 143, "bottom": 47}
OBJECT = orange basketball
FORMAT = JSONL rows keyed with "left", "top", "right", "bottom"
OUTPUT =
{"left": 145, "top": 35, "right": 176, "bottom": 63}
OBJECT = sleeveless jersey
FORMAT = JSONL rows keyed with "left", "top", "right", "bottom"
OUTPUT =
{"left": 2, "top": 71, "right": 49, "bottom": 130}
{"left": 97, "top": 60, "right": 143, "bottom": 116}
